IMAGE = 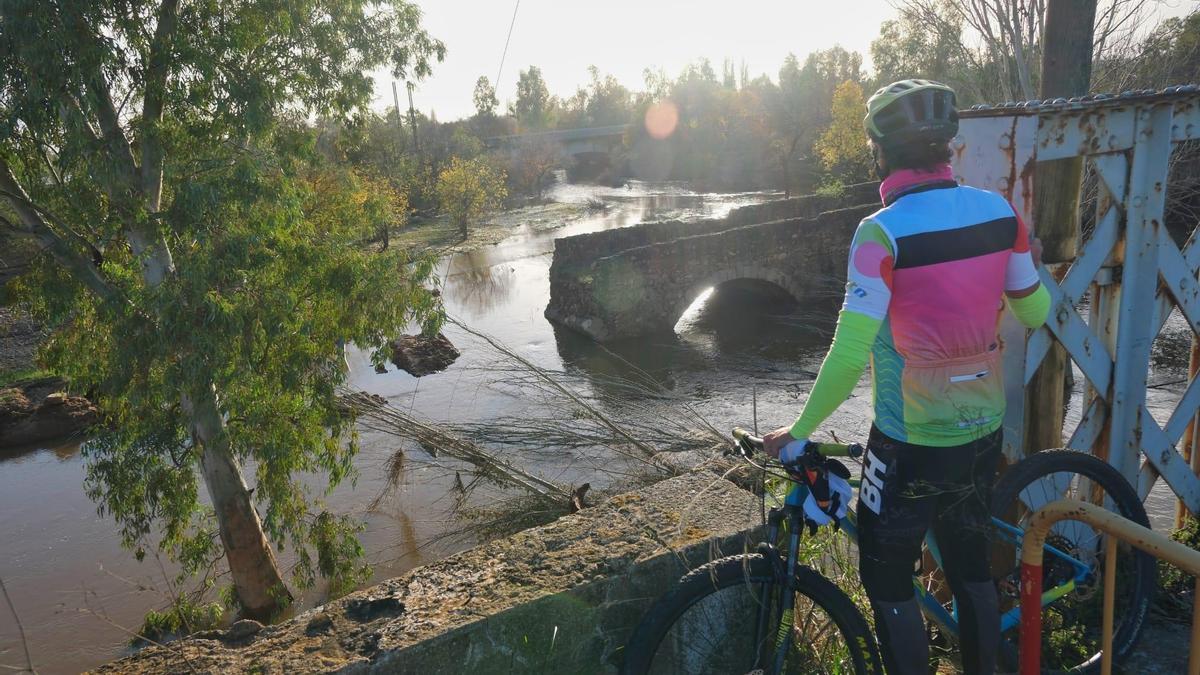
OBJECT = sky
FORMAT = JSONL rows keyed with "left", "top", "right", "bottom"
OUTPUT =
{"left": 375, "top": 0, "right": 1198, "bottom": 123}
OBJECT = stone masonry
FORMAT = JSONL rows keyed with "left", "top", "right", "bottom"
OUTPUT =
{"left": 545, "top": 183, "right": 880, "bottom": 341}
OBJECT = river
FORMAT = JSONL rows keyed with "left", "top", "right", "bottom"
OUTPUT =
{"left": 0, "top": 177, "right": 1190, "bottom": 673}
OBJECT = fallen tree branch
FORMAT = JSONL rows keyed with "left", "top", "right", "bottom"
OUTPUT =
{"left": 0, "top": 576, "right": 35, "bottom": 675}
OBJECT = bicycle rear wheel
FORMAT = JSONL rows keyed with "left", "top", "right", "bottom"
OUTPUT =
{"left": 990, "top": 449, "right": 1155, "bottom": 674}
{"left": 621, "top": 553, "right": 881, "bottom": 675}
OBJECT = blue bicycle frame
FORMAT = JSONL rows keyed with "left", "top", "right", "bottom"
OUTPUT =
{"left": 784, "top": 480, "right": 1095, "bottom": 638}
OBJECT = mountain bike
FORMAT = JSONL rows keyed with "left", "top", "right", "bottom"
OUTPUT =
{"left": 620, "top": 428, "right": 1154, "bottom": 674}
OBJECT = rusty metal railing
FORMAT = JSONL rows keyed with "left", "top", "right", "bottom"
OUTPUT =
{"left": 1019, "top": 499, "right": 1200, "bottom": 674}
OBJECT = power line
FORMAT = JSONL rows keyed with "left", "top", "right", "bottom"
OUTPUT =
{"left": 495, "top": 0, "right": 520, "bottom": 93}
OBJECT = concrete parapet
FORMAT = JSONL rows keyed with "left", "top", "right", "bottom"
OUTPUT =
{"left": 94, "top": 471, "right": 761, "bottom": 674}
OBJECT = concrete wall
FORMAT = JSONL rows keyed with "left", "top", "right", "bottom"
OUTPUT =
{"left": 95, "top": 471, "right": 763, "bottom": 674}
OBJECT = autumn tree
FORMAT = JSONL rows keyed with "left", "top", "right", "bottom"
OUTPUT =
{"left": 507, "top": 139, "right": 561, "bottom": 199}
{"left": 436, "top": 158, "right": 507, "bottom": 238}
{"left": 0, "top": 0, "right": 444, "bottom": 619}
{"left": 816, "top": 80, "right": 873, "bottom": 183}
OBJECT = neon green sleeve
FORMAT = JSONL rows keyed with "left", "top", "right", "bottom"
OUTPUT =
{"left": 1008, "top": 284, "right": 1051, "bottom": 328}
{"left": 789, "top": 310, "right": 883, "bottom": 440}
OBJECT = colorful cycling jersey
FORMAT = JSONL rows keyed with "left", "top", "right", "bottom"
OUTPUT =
{"left": 843, "top": 164, "right": 1039, "bottom": 446}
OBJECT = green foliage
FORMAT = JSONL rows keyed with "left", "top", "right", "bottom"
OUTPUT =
{"left": 557, "top": 66, "right": 633, "bottom": 129}
{"left": 0, "top": 366, "right": 52, "bottom": 388}
{"left": 136, "top": 596, "right": 224, "bottom": 646}
{"left": 436, "top": 157, "right": 507, "bottom": 237}
{"left": 816, "top": 81, "right": 873, "bottom": 182}
{"left": 814, "top": 179, "right": 848, "bottom": 199}
{"left": 299, "top": 510, "right": 372, "bottom": 599}
{"left": 0, "top": 0, "right": 445, "bottom": 607}
{"left": 1108, "top": 11, "right": 1200, "bottom": 90}
{"left": 512, "top": 66, "right": 553, "bottom": 131}
{"left": 1157, "top": 514, "right": 1200, "bottom": 620}
{"left": 473, "top": 76, "right": 499, "bottom": 118}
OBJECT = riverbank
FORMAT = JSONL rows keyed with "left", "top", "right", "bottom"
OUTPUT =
{"left": 392, "top": 200, "right": 592, "bottom": 255}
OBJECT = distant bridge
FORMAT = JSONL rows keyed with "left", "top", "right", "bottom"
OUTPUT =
{"left": 482, "top": 123, "right": 633, "bottom": 176}
{"left": 485, "top": 124, "right": 631, "bottom": 156}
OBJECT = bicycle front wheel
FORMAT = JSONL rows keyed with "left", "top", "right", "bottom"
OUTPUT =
{"left": 621, "top": 553, "right": 881, "bottom": 675}
{"left": 991, "top": 449, "right": 1155, "bottom": 674}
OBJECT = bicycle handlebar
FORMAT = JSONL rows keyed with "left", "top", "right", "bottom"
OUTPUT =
{"left": 731, "top": 427, "right": 864, "bottom": 460}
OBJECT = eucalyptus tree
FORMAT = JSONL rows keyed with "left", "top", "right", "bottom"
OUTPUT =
{"left": 0, "top": 0, "right": 444, "bottom": 619}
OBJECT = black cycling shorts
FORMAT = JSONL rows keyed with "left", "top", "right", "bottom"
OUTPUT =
{"left": 856, "top": 424, "right": 1002, "bottom": 601}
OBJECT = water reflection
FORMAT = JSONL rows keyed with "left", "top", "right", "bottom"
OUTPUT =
{"left": 0, "top": 437, "right": 82, "bottom": 464}
{"left": 442, "top": 257, "right": 517, "bottom": 316}
{"left": 552, "top": 281, "right": 840, "bottom": 402}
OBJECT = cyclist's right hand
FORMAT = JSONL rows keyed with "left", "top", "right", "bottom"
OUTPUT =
{"left": 762, "top": 426, "right": 799, "bottom": 457}
{"left": 778, "top": 437, "right": 810, "bottom": 466}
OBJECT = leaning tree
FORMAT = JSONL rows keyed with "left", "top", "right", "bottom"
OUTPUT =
{"left": 0, "top": 0, "right": 444, "bottom": 618}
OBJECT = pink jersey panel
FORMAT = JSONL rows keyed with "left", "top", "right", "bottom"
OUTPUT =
{"left": 888, "top": 250, "right": 1010, "bottom": 362}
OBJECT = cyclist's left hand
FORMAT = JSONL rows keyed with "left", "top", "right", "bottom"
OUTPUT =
{"left": 762, "top": 426, "right": 801, "bottom": 458}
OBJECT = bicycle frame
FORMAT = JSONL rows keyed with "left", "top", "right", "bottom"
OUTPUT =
{"left": 779, "top": 480, "right": 1095, "bottom": 641}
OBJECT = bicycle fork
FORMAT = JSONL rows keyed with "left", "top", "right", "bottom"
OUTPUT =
{"left": 752, "top": 505, "right": 806, "bottom": 675}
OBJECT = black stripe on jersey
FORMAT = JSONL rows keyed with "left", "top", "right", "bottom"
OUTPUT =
{"left": 883, "top": 180, "right": 958, "bottom": 206}
{"left": 893, "top": 216, "right": 1017, "bottom": 269}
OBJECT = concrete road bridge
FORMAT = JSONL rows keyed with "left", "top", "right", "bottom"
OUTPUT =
{"left": 486, "top": 124, "right": 631, "bottom": 156}
{"left": 486, "top": 124, "right": 631, "bottom": 178}
{"left": 544, "top": 183, "right": 881, "bottom": 341}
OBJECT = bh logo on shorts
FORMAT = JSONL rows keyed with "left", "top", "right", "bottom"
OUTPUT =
{"left": 861, "top": 448, "right": 888, "bottom": 515}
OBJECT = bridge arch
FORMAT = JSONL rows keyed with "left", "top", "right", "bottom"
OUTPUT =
{"left": 670, "top": 268, "right": 800, "bottom": 333}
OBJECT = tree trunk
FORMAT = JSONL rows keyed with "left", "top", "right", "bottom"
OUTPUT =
{"left": 1023, "top": 0, "right": 1098, "bottom": 455}
{"left": 135, "top": 226, "right": 288, "bottom": 617}
{"left": 135, "top": 210, "right": 289, "bottom": 617}
{"left": 186, "top": 387, "right": 292, "bottom": 620}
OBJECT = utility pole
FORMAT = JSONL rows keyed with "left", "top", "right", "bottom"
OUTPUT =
{"left": 390, "top": 81, "right": 406, "bottom": 150}
{"left": 406, "top": 81, "right": 421, "bottom": 158}
{"left": 380, "top": 81, "right": 411, "bottom": 252}
{"left": 1023, "top": 0, "right": 1098, "bottom": 456}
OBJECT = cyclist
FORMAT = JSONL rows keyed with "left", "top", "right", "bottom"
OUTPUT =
{"left": 762, "top": 79, "right": 1051, "bottom": 675}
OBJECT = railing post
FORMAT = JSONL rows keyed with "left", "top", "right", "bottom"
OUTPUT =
{"left": 1101, "top": 535, "right": 1117, "bottom": 675}
{"left": 1107, "top": 102, "right": 1173, "bottom": 486}
{"left": 1180, "top": 338, "right": 1200, "bottom": 529}
{"left": 1018, "top": 555, "right": 1044, "bottom": 675}
{"left": 1020, "top": 499, "right": 1200, "bottom": 674}
{"left": 1191, "top": 577, "right": 1200, "bottom": 675}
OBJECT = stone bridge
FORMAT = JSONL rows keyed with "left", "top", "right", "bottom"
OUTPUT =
{"left": 545, "top": 183, "right": 881, "bottom": 341}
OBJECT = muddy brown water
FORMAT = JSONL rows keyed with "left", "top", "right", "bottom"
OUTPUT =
{"left": 0, "top": 177, "right": 1189, "bottom": 673}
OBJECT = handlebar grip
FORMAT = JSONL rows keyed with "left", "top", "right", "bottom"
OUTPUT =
{"left": 813, "top": 442, "right": 865, "bottom": 459}
{"left": 731, "top": 429, "right": 863, "bottom": 460}
{"left": 731, "top": 427, "right": 764, "bottom": 448}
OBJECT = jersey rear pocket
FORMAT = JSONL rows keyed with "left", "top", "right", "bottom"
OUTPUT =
{"left": 900, "top": 351, "right": 1004, "bottom": 436}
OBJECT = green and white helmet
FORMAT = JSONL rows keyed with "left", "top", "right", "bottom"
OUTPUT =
{"left": 864, "top": 79, "right": 958, "bottom": 148}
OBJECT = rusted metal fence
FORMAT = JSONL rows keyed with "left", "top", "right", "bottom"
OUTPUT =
{"left": 951, "top": 87, "right": 1200, "bottom": 517}
{"left": 1017, "top": 499, "right": 1200, "bottom": 675}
